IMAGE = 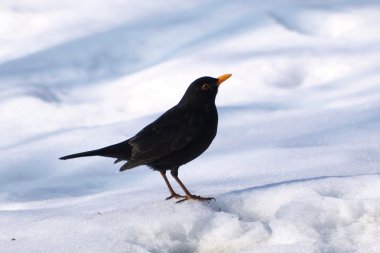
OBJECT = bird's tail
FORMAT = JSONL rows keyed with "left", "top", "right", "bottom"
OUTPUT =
{"left": 59, "top": 150, "right": 101, "bottom": 160}
{"left": 119, "top": 161, "right": 139, "bottom": 171}
{"left": 59, "top": 140, "right": 133, "bottom": 161}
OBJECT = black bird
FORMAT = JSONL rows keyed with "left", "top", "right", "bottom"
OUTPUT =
{"left": 60, "top": 74, "right": 232, "bottom": 203}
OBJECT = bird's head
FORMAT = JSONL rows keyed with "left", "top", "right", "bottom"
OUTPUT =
{"left": 179, "top": 74, "right": 232, "bottom": 106}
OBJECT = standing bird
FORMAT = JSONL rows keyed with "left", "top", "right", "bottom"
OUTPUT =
{"left": 60, "top": 74, "right": 232, "bottom": 203}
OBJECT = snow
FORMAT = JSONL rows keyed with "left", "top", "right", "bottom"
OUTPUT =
{"left": 1, "top": 0, "right": 380, "bottom": 252}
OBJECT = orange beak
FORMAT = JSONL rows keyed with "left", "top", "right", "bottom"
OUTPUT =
{"left": 216, "top": 74, "right": 232, "bottom": 86}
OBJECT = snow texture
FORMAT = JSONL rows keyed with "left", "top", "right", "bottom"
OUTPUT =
{"left": 1, "top": 0, "right": 380, "bottom": 252}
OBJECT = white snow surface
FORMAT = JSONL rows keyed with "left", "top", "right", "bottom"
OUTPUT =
{"left": 1, "top": 0, "right": 380, "bottom": 252}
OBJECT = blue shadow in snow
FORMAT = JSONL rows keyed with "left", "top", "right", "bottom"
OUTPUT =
{"left": 224, "top": 172, "right": 380, "bottom": 195}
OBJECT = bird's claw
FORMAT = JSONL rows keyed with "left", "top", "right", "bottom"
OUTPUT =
{"left": 175, "top": 195, "right": 216, "bottom": 204}
{"left": 166, "top": 193, "right": 185, "bottom": 200}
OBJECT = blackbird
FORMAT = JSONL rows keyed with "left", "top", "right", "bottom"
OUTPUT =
{"left": 60, "top": 74, "right": 232, "bottom": 203}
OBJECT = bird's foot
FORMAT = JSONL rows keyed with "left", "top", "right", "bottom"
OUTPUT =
{"left": 176, "top": 195, "right": 215, "bottom": 204}
{"left": 166, "top": 193, "right": 185, "bottom": 200}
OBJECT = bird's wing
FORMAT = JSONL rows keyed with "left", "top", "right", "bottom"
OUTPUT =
{"left": 127, "top": 107, "right": 203, "bottom": 164}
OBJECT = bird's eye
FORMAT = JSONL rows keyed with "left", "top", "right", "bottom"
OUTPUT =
{"left": 201, "top": 83, "right": 210, "bottom": 91}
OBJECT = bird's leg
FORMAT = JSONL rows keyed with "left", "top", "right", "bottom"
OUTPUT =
{"left": 159, "top": 170, "right": 184, "bottom": 200}
{"left": 170, "top": 169, "right": 215, "bottom": 204}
